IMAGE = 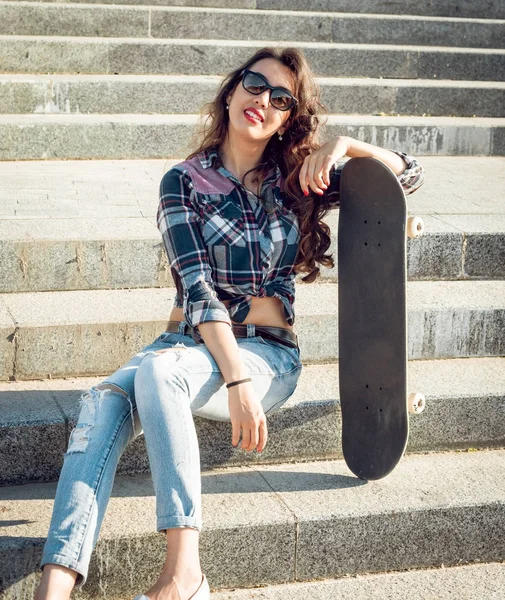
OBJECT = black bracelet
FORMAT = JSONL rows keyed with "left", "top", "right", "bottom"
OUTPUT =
{"left": 226, "top": 377, "right": 252, "bottom": 389}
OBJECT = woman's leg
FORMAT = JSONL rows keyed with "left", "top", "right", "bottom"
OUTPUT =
{"left": 36, "top": 332, "right": 180, "bottom": 599}
{"left": 35, "top": 384, "right": 140, "bottom": 599}
{"left": 133, "top": 323, "right": 302, "bottom": 599}
{"left": 134, "top": 345, "right": 203, "bottom": 600}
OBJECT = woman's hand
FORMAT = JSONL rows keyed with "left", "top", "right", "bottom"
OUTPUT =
{"left": 228, "top": 384, "right": 267, "bottom": 453}
{"left": 299, "top": 136, "right": 350, "bottom": 196}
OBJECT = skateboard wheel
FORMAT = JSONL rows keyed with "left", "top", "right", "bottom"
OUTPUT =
{"left": 407, "top": 216, "right": 424, "bottom": 239}
{"left": 408, "top": 393, "right": 426, "bottom": 414}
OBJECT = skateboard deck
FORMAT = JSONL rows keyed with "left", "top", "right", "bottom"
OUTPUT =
{"left": 338, "top": 156, "right": 409, "bottom": 481}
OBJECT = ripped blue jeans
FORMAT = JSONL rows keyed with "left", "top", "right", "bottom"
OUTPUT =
{"left": 40, "top": 321, "right": 302, "bottom": 586}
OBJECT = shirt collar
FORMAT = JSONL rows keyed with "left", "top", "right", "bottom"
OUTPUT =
{"left": 199, "top": 146, "right": 222, "bottom": 170}
{"left": 198, "top": 146, "right": 281, "bottom": 185}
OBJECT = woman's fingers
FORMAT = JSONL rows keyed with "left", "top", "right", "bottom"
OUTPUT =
{"left": 229, "top": 397, "right": 267, "bottom": 452}
{"left": 314, "top": 155, "right": 335, "bottom": 190}
{"left": 300, "top": 155, "right": 331, "bottom": 196}
{"left": 299, "top": 160, "right": 309, "bottom": 195}
{"left": 231, "top": 421, "right": 240, "bottom": 447}
{"left": 320, "top": 159, "right": 332, "bottom": 187}
{"left": 236, "top": 420, "right": 266, "bottom": 452}
{"left": 241, "top": 426, "right": 251, "bottom": 451}
{"left": 257, "top": 420, "right": 267, "bottom": 453}
{"left": 244, "top": 422, "right": 259, "bottom": 452}
{"left": 299, "top": 135, "right": 351, "bottom": 195}
{"left": 307, "top": 160, "right": 324, "bottom": 194}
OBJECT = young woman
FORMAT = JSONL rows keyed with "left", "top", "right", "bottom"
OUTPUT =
{"left": 35, "top": 47, "right": 424, "bottom": 600}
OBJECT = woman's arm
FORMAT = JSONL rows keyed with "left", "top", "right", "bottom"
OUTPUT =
{"left": 197, "top": 320, "right": 250, "bottom": 384}
{"left": 157, "top": 167, "right": 247, "bottom": 385}
{"left": 344, "top": 138, "right": 407, "bottom": 175}
{"left": 306, "top": 137, "right": 425, "bottom": 208}
{"left": 344, "top": 138, "right": 425, "bottom": 196}
{"left": 300, "top": 136, "right": 425, "bottom": 200}
{"left": 158, "top": 167, "right": 266, "bottom": 453}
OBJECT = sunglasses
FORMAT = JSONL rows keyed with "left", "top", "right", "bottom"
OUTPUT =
{"left": 240, "top": 69, "right": 297, "bottom": 111}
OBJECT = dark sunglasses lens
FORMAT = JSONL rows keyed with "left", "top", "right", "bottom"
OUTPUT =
{"left": 271, "top": 90, "right": 294, "bottom": 110}
{"left": 243, "top": 72, "right": 267, "bottom": 94}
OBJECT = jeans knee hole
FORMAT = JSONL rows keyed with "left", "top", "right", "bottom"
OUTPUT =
{"left": 66, "top": 387, "right": 103, "bottom": 454}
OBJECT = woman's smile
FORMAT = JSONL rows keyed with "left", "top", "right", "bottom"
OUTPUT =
{"left": 244, "top": 110, "right": 263, "bottom": 124}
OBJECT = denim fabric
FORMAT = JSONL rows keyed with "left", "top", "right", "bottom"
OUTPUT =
{"left": 40, "top": 321, "right": 302, "bottom": 586}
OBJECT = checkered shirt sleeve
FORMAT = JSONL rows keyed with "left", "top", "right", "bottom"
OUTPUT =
{"left": 326, "top": 151, "right": 425, "bottom": 208}
{"left": 157, "top": 168, "right": 232, "bottom": 329}
{"left": 392, "top": 151, "right": 425, "bottom": 195}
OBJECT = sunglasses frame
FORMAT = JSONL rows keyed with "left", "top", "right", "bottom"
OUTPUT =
{"left": 240, "top": 69, "right": 297, "bottom": 111}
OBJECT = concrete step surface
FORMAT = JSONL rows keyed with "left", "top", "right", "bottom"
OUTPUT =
{"left": 2, "top": 36, "right": 505, "bottom": 81}
{"left": 1, "top": 156, "right": 504, "bottom": 292}
{"left": 2, "top": 74, "right": 504, "bottom": 118}
{"left": 1, "top": 113, "right": 504, "bottom": 160}
{"left": 0, "top": 448, "right": 504, "bottom": 597}
{"left": 3, "top": 3, "right": 505, "bottom": 48}
{"left": 1, "top": 281, "right": 505, "bottom": 381}
{"left": 3, "top": 564, "right": 505, "bottom": 600}
{"left": 1, "top": 357, "right": 504, "bottom": 486}
{"left": 2, "top": 0, "right": 504, "bottom": 20}
{"left": 212, "top": 563, "right": 505, "bottom": 600}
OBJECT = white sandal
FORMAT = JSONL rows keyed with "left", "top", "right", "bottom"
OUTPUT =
{"left": 189, "top": 574, "right": 210, "bottom": 599}
{"left": 133, "top": 573, "right": 210, "bottom": 600}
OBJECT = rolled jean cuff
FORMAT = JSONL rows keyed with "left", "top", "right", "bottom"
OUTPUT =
{"left": 157, "top": 515, "right": 202, "bottom": 532}
{"left": 40, "top": 554, "right": 87, "bottom": 588}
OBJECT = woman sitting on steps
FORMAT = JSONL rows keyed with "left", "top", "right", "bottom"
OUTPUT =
{"left": 35, "top": 46, "right": 425, "bottom": 600}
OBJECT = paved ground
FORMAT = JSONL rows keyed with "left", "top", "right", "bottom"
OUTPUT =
{"left": 0, "top": 156, "right": 504, "bottom": 220}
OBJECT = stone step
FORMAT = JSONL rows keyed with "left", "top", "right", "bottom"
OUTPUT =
{"left": 3, "top": 3, "right": 505, "bottom": 48}
{"left": 2, "top": 36, "right": 505, "bottom": 82}
{"left": 1, "top": 357, "right": 504, "bottom": 486}
{"left": 1, "top": 281, "right": 505, "bottom": 381}
{"left": 1, "top": 155, "right": 505, "bottom": 292}
{"left": 2, "top": 215, "right": 504, "bottom": 292}
{"left": 2, "top": 74, "right": 505, "bottom": 118}
{"left": 215, "top": 563, "right": 505, "bottom": 600}
{"left": 1, "top": 155, "right": 503, "bottom": 291}
{"left": 0, "top": 449, "right": 504, "bottom": 597}
{"left": 1, "top": 0, "right": 504, "bottom": 20}
{"left": 1, "top": 113, "right": 504, "bottom": 160}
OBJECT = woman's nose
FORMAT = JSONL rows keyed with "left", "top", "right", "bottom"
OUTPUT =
{"left": 256, "top": 90, "right": 270, "bottom": 108}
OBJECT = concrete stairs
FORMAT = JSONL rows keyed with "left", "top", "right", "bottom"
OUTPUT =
{"left": 1, "top": 0, "right": 505, "bottom": 598}
{"left": 2, "top": 450, "right": 505, "bottom": 598}
{"left": 2, "top": 0, "right": 505, "bottom": 20}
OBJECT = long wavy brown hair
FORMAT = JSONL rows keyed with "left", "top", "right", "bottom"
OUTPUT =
{"left": 185, "top": 47, "right": 335, "bottom": 283}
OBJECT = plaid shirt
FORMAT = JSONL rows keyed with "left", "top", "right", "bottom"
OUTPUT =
{"left": 157, "top": 146, "right": 425, "bottom": 330}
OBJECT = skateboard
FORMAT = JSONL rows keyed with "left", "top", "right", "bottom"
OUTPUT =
{"left": 337, "top": 156, "right": 425, "bottom": 481}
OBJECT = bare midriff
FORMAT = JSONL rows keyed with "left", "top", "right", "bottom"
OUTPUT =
{"left": 168, "top": 295, "right": 293, "bottom": 330}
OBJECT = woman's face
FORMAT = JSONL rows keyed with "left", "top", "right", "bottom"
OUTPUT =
{"left": 226, "top": 58, "right": 295, "bottom": 142}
